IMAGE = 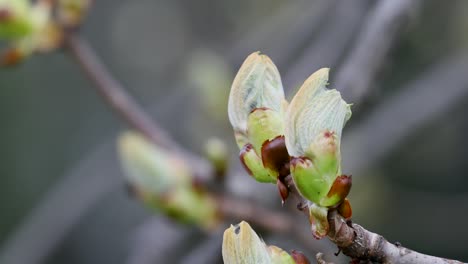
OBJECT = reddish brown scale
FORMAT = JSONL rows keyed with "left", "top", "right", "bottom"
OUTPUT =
{"left": 276, "top": 178, "right": 289, "bottom": 205}
{"left": 191, "top": 177, "right": 206, "bottom": 193}
{"left": 338, "top": 198, "right": 353, "bottom": 219}
{"left": 278, "top": 162, "right": 290, "bottom": 181}
{"left": 290, "top": 156, "right": 310, "bottom": 167}
{"left": 249, "top": 106, "right": 270, "bottom": 114}
{"left": 326, "top": 175, "right": 352, "bottom": 202}
{"left": 1, "top": 49, "right": 23, "bottom": 66}
{"left": 261, "top": 135, "right": 290, "bottom": 177}
{"left": 290, "top": 250, "right": 311, "bottom": 264}
{"left": 323, "top": 130, "right": 335, "bottom": 138}
{"left": 0, "top": 9, "right": 12, "bottom": 22}
{"left": 239, "top": 143, "right": 254, "bottom": 176}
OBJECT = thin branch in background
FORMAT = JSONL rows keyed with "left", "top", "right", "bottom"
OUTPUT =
{"left": 335, "top": 0, "right": 421, "bottom": 104}
{"left": 283, "top": 176, "right": 465, "bottom": 264}
{"left": 342, "top": 52, "right": 468, "bottom": 174}
{"left": 228, "top": 0, "right": 337, "bottom": 68}
{"left": 64, "top": 34, "right": 175, "bottom": 150}
{"left": 64, "top": 33, "right": 213, "bottom": 179}
{"left": 282, "top": 0, "right": 370, "bottom": 91}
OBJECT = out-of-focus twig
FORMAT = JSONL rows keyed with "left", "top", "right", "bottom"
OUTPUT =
{"left": 64, "top": 33, "right": 213, "bottom": 179}
{"left": 342, "top": 53, "right": 468, "bottom": 174}
{"left": 283, "top": 0, "right": 370, "bottom": 91}
{"left": 335, "top": 0, "right": 421, "bottom": 104}
{"left": 228, "top": 0, "right": 337, "bottom": 68}
{"left": 64, "top": 34, "right": 174, "bottom": 149}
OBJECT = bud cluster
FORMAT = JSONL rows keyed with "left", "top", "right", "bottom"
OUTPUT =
{"left": 228, "top": 52, "right": 352, "bottom": 238}
{"left": 0, "top": 0, "right": 90, "bottom": 65}
{"left": 222, "top": 221, "right": 310, "bottom": 264}
{"left": 118, "top": 131, "right": 219, "bottom": 230}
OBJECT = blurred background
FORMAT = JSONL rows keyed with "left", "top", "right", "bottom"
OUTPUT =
{"left": 1, "top": 0, "right": 468, "bottom": 263}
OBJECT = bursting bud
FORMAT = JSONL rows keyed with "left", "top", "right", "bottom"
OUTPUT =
{"left": 0, "top": 0, "right": 62, "bottom": 66}
{"left": 57, "top": 0, "right": 91, "bottom": 28}
{"left": 285, "top": 68, "right": 352, "bottom": 238}
{"left": 118, "top": 131, "right": 219, "bottom": 229}
{"left": 222, "top": 221, "right": 300, "bottom": 264}
{"left": 0, "top": 0, "right": 33, "bottom": 39}
{"left": 228, "top": 52, "right": 289, "bottom": 184}
{"left": 204, "top": 137, "right": 228, "bottom": 179}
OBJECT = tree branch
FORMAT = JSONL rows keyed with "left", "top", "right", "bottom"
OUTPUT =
{"left": 335, "top": 0, "right": 421, "bottom": 104}
{"left": 284, "top": 175, "right": 465, "bottom": 263}
{"left": 64, "top": 32, "right": 213, "bottom": 179}
{"left": 327, "top": 210, "right": 465, "bottom": 264}
{"left": 64, "top": 33, "right": 175, "bottom": 150}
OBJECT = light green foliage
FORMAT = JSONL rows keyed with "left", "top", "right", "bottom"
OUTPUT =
{"left": 0, "top": 0, "right": 33, "bottom": 39}
{"left": 285, "top": 68, "right": 352, "bottom": 238}
{"left": 285, "top": 68, "right": 351, "bottom": 159}
{"left": 187, "top": 49, "right": 232, "bottom": 122}
{"left": 118, "top": 131, "right": 219, "bottom": 229}
{"left": 268, "top": 246, "right": 296, "bottom": 264}
{"left": 222, "top": 221, "right": 296, "bottom": 264}
{"left": 289, "top": 158, "right": 328, "bottom": 204}
{"left": 308, "top": 203, "right": 329, "bottom": 238}
{"left": 228, "top": 52, "right": 286, "bottom": 138}
{"left": 0, "top": 0, "right": 63, "bottom": 65}
{"left": 285, "top": 69, "right": 350, "bottom": 207}
{"left": 118, "top": 131, "right": 190, "bottom": 193}
{"left": 204, "top": 137, "right": 228, "bottom": 176}
{"left": 228, "top": 52, "right": 287, "bottom": 183}
{"left": 241, "top": 145, "right": 274, "bottom": 183}
{"left": 228, "top": 53, "right": 353, "bottom": 239}
{"left": 247, "top": 108, "right": 284, "bottom": 155}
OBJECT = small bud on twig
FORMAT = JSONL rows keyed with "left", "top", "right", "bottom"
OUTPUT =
{"left": 118, "top": 131, "right": 219, "bottom": 229}
{"left": 285, "top": 68, "right": 352, "bottom": 238}
{"left": 228, "top": 52, "right": 289, "bottom": 184}
{"left": 222, "top": 221, "right": 302, "bottom": 264}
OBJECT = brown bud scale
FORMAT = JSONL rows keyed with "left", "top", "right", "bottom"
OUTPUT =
{"left": 291, "top": 250, "right": 311, "bottom": 264}
{"left": 276, "top": 178, "right": 289, "bottom": 205}
{"left": 326, "top": 175, "right": 352, "bottom": 202}
{"left": 261, "top": 135, "right": 290, "bottom": 177}
{"left": 239, "top": 143, "right": 254, "bottom": 176}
